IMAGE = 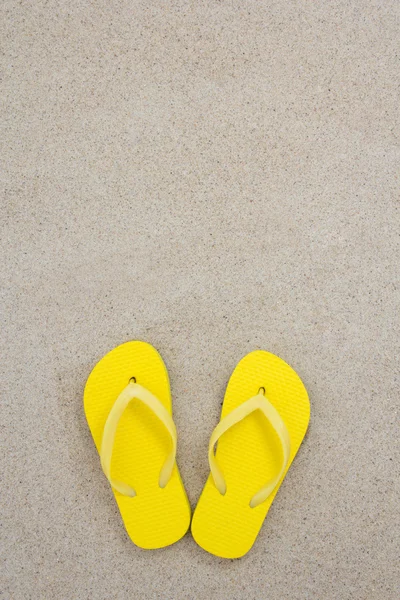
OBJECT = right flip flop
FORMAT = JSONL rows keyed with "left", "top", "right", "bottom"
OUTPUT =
{"left": 191, "top": 350, "right": 310, "bottom": 558}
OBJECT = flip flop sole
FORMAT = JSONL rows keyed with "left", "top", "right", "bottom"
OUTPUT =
{"left": 191, "top": 350, "right": 310, "bottom": 558}
{"left": 84, "top": 341, "right": 190, "bottom": 549}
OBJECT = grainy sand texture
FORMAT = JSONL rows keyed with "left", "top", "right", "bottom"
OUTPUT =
{"left": 1, "top": 1, "right": 399, "bottom": 599}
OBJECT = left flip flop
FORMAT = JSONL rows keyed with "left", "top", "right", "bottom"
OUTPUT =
{"left": 84, "top": 341, "right": 191, "bottom": 549}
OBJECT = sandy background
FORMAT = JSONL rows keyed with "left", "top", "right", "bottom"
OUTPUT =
{"left": 1, "top": 1, "right": 399, "bottom": 599}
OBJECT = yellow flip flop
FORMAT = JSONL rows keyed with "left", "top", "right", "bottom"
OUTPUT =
{"left": 84, "top": 341, "right": 190, "bottom": 549}
{"left": 191, "top": 350, "right": 310, "bottom": 558}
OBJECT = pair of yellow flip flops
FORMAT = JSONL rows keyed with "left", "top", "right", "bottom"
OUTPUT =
{"left": 84, "top": 341, "right": 310, "bottom": 558}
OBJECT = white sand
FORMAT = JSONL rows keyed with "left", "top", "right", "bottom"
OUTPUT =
{"left": 1, "top": 1, "right": 399, "bottom": 598}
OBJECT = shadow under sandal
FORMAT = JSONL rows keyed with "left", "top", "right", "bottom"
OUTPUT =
{"left": 84, "top": 341, "right": 190, "bottom": 549}
{"left": 191, "top": 350, "right": 310, "bottom": 558}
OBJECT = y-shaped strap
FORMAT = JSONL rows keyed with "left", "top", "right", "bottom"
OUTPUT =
{"left": 209, "top": 391, "right": 291, "bottom": 508}
{"left": 100, "top": 381, "right": 177, "bottom": 497}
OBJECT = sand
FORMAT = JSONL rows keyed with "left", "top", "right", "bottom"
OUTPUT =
{"left": 1, "top": 1, "right": 399, "bottom": 598}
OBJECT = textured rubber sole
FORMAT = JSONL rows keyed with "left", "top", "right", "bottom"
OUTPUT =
{"left": 84, "top": 341, "right": 190, "bottom": 549}
{"left": 191, "top": 350, "right": 310, "bottom": 558}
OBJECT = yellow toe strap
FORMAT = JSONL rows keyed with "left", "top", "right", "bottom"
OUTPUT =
{"left": 100, "top": 381, "right": 177, "bottom": 497}
{"left": 208, "top": 392, "right": 291, "bottom": 508}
